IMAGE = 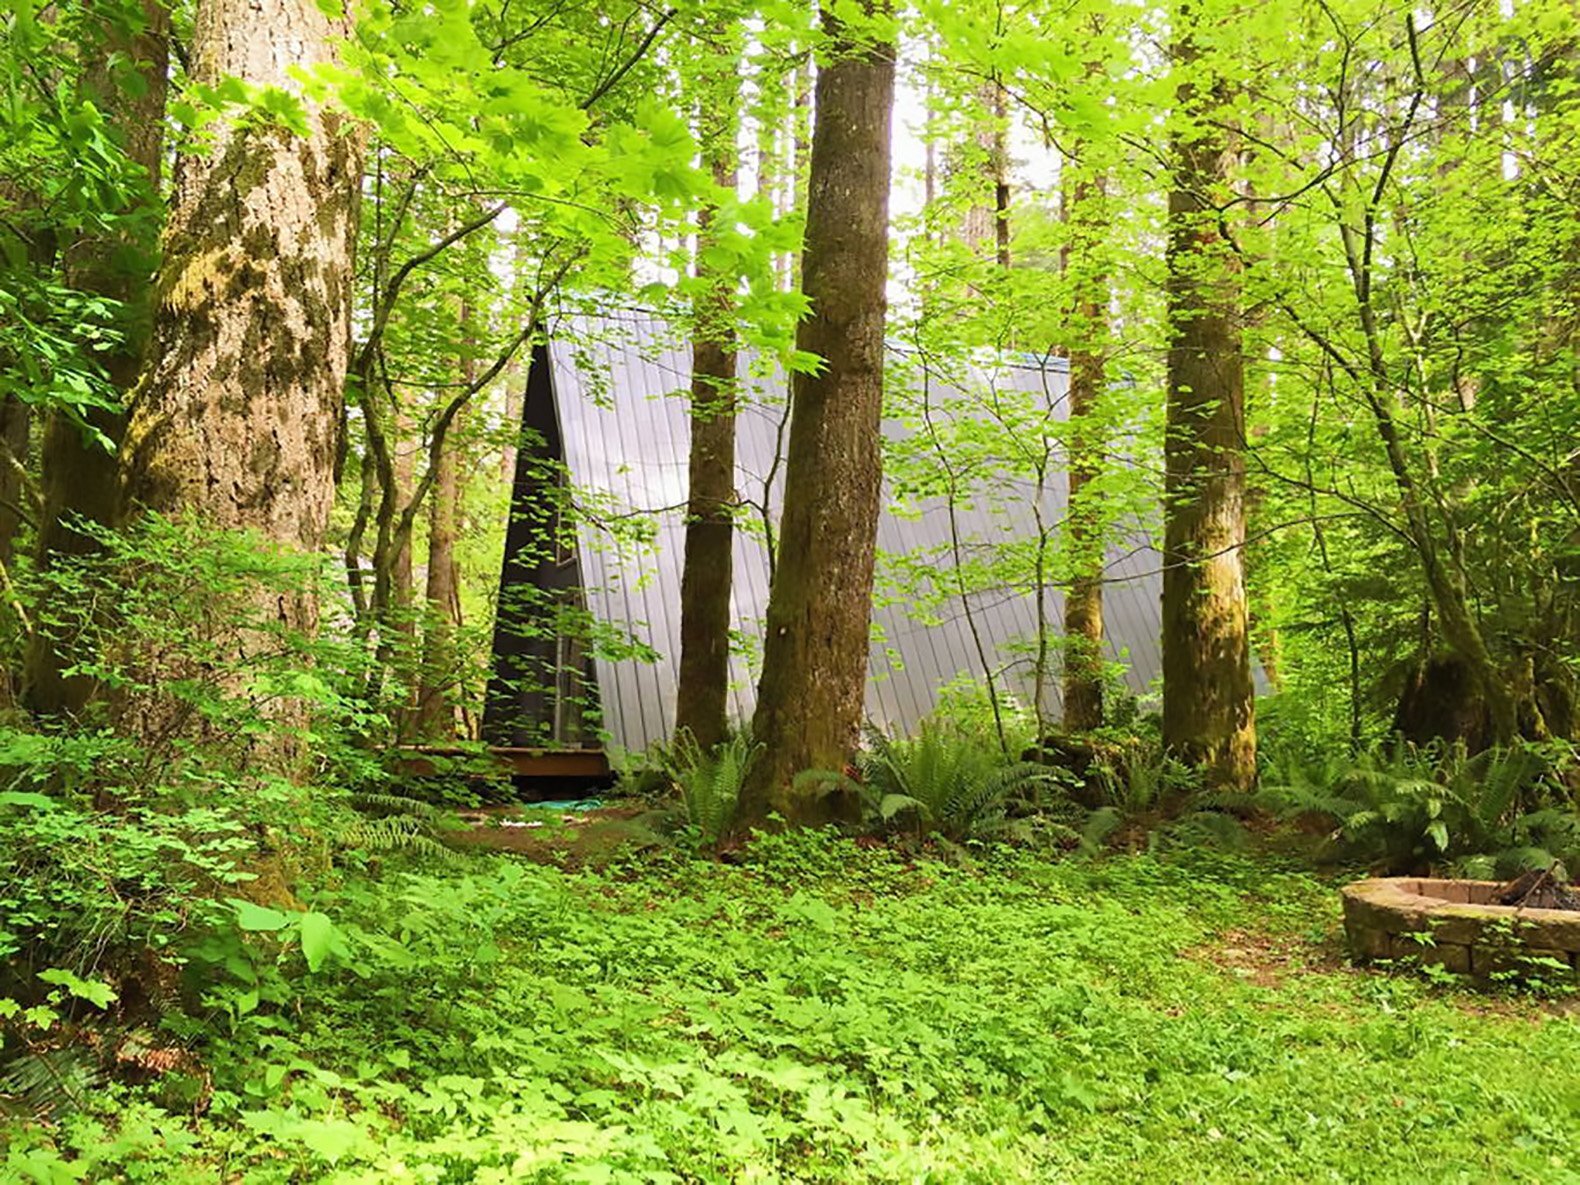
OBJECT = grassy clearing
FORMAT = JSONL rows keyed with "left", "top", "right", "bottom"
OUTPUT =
{"left": 5, "top": 834, "right": 1579, "bottom": 1183}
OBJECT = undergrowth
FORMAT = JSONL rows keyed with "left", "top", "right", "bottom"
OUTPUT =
{"left": 3, "top": 834, "right": 1578, "bottom": 1183}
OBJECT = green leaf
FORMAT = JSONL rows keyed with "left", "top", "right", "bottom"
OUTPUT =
{"left": 298, "top": 911, "right": 345, "bottom": 972}
{"left": 231, "top": 899, "right": 294, "bottom": 933}
{"left": 0, "top": 791, "right": 55, "bottom": 810}
{"left": 879, "top": 793, "right": 925, "bottom": 821}
{"left": 36, "top": 969, "right": 117, "bottom": 1009}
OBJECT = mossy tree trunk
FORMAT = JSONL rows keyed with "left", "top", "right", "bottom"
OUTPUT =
{"left": 120, "top": 0, "right": 360, "bottom": 608}
{"left": 675, "top": 71, "right": 741, "bottom": 753}
{"left": 1161, "top": 19, "right": 1256, "bottom": 793}
{"left": 736, "top": 3, "right": 895, "bottom": 829}
{"left": 26, "top": 0, "right": 169, "bottom": 716}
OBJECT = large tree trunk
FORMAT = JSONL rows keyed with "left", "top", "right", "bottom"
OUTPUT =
{"left": 674, "top": 82, "right": 741, "bottom": 752}
{"left": 26, "top": 0, "right": 169, "bottom": 716}
{"left": 1061, "top": 170, "right": 1108, "bottom": 733}
{"left": 121, "top": 0, "right": 358, "bottom": 570}
{"left": 1160, "top": 23, "right": 1256, "bottom": 793}
{"left": 736, "top": 4, "right": 895, "bottom": 829}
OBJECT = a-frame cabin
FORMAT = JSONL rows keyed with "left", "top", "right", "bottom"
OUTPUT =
{"left": 483, "top": 313, "right": 1166, "bottom": 762}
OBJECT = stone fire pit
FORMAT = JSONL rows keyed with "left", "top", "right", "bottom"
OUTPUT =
{"left": 1342, "top": 877, "right": 1580, "bottom": 979}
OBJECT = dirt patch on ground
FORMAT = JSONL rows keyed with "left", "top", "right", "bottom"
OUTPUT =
{"left": 1185, "top": 927, "right": 1348, "bottom": 988}
{"left": 448, "top": 804, "right": 671, "bottom": 868}
{"left": 1187, "top": 926, "right": 1580, "bottom": 1020}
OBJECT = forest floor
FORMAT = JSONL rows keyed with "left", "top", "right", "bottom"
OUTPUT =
{"left": 6, "top": 832, "right": 1580, "bottom": 1183}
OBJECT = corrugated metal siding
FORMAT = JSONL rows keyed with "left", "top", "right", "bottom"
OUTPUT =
{"left": 544, "top": 313, "right": 1167, "bottom": 754}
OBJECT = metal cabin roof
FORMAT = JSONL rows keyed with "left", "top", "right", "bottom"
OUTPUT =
{"left": 543, "top": 312, "right": 1165, "bottom": 756}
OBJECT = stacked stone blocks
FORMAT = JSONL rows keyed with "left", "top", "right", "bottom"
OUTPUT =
{"left": 1341, "top": 877, "right": 1580, "bottom": 979}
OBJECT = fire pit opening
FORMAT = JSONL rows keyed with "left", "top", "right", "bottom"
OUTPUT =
{"left": 1342, "top": 874, "right": 1580, "bottom": 980}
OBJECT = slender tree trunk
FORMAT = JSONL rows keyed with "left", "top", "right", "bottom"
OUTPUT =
{"left": 675, "top": 75, "right": 741, "bottom": 752}
{"left": 991, "top": 82, "right": 1011, "bottom": 270}
{"left": 1359, "top": 346, "right": 1521, "bottom": 741}
{"left": 120, "top": 0, "right": 360, "bottom": 594}
{"left": 1062, "top": 172, "right": 1108, "bottom": 732}
{"left": 1161, "top": 21, "right": 1256, "bottom": 792}
{"left": 0, "top": 393, "right": 26, "bottom": 709}
{"left": 736, "top": 3, "right": 895, "bottom": 828}
{"left": 498, "top": 238, "right": 531, "bottom": 483}
{"left": 940, "top": 80, "right": 1010, "bottom": 328}
{"left": 414, "top": 419, "right": 463, "bottom": 737}
{"left": 345, "top": 439, "right": 377, "bottom": 620}
{"left": 390, "top": 404, "right": 417, "bottom": 636}
{"left": 786, "top": 55, "right": 813, "bottom": 292}
{"left": 362, "top": 381, "right": 402, "bottom": 636}
{"left": 26, "top": 0, "right": 169, "bottom": 715}
{"left": 0, "top": 399, "right": 26, "bottom": 566}
{"left": 415, "top": 322, "right": 471, "bottom": 738}
{"left": 1336, "top": 192, "right": 1524, "bottom": 741}
{"left": 960, "top": 79, "right": 1010, "bottom": 265}
{"left": 1242, "top": 423, "right": 1283, "bottom": 690}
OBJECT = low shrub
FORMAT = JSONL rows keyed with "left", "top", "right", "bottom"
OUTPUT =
{"left": 0, "top": 516, "right": 391, "bottom": 991}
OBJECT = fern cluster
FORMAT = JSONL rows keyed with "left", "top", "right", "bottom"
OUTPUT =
{"left": 859, "top": 723, "right": 1051, "bottom": 841}
{"left": 663, "top": 731, "right": 760, "bottom": 845}
{"left": 1070, "top": 742, "right": 1224, "bottom": 856}
{"left": 1257, "top": 740, "right": 1580, "bottom": 877}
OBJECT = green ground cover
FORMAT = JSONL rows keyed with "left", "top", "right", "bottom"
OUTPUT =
{"left": 5, "top": 834, "right": 1579, "bottom": 1183}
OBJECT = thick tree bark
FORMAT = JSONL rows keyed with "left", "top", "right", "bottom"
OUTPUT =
{"left": 26, "top": 0, "right": 169, "bottom": 716}
{"left": 1061, "top": 172, "right": 1108, "bottom": 733}
{"left": 736, "top": 5, "right": 895, "bottom": 828}
{"left": 675, "top": 90, "right": 741, "bottom": 752}
{"left": 120, "top": 0, "right": 359, "bottom": 581}
{"left": 1161, "top": 26, "right": 1256, "bottom": 793}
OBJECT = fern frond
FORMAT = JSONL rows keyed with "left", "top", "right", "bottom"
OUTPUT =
{"left": 1079, "top": 806, "right": 1123, "bottom": 855}
{"left": 879, "top": 793, "right": 927, "bottom": 822}
{"left": 944, "top": 763, "right": 1046, "bottom": 827}
{"left": 341, "top": 815, "right": 465, "bottom": 865}
{"left": 0, "top": 1045, "right": 106, "bottom": 1119}
{"left": 349, "top": 791, "right": 447, "bottom": 820}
